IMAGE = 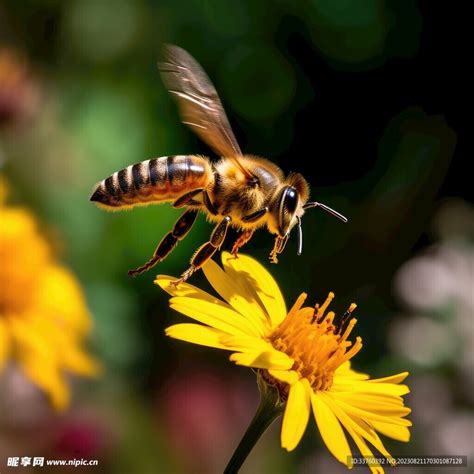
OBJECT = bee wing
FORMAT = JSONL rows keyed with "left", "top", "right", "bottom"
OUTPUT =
{"left": 159, "top": 45, "right": 253, "bottom": 178}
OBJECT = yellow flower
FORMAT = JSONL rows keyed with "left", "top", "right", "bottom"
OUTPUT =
{"left": 156, "top": 252, "right": 411, "bottom": 473}
{"left": 0, "top": 182, "right": 100, "bottom": 410}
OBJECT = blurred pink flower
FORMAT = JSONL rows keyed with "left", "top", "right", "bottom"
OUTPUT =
{"left": 407, "top": 375, "right": 452, "bottom": 426}
{"left": 0, "top": 48, "right": 40, "bottom": 127}
{"left": 0, "top": 366, "right": 57, "bottom": 463}
{"left": 0, "top": 364, "right": 53, "bottom": 427}
{"left": 157, "top": 366, "right": 256, "bottom": 473}
{"left": 393, "top": 202, "right": 473, "bottom": 379}
{"left": 0, "top": 367, "right": 114, "bottom": 468}
{"left": 390, "top": 201, "right": 474, "bottom": 467}
{"left": 389, "top": 316, "right": 457, "bottom": 367}
{"left": 394, "top": 245, "right": 472, "bottom": 313}
{"left": 52, "top": 408, "right": 113, "bottom": 460}
{"left": 435, "top": 412, "right": 474, "bottom": 457}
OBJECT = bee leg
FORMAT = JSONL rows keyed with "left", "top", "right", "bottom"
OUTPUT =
{"left": 230, "top": 208, "right": 266, "bottom": 257}
{"left": 173, "top": 216, "right": 232, "bottom": 285}
{"left": 242, "top": 207, "right": 268, "bottom": 223}
{"left": 231, "top": 229, "right": 254, "bottom": 257}
{"left": 203, "top": 190, "right": 218, "bottom": 215}
{"left": 269, "top": 239, "right": 279, "bottom": 264}
{"left": 128, "top": 209, "right": 199, "bottom": 277}
{"left": 173, "top": 188, "right": 204, "bottom": 208}
{"left": 269, "top": 235, "right": 289, "bottom": 264}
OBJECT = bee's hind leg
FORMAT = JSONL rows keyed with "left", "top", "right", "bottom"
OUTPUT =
{"left": 173, "top": 216, "right": 232, "bottom": 286}
{"left": 128, "top": 209, "right": 198, "bottom": 277}
{"left": 231, "top": 229, "right": 254, "bottom": 257}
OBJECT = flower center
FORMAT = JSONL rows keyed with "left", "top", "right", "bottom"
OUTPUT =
{"left": 267, "top": 292, "right": 361, "bottom": 392}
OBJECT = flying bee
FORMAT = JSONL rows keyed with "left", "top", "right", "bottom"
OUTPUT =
{"left": 90, "top": 45, "right": 347, "bottom": 284}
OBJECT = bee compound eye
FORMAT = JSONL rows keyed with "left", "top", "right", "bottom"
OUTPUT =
{"left": 278, "top": 186, "right": 299, "bottom": 236}
{"left": 284, "top": 187, "right": 298, "bottom": 214}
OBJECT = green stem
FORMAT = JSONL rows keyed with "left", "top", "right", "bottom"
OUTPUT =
{"left": 224, "top": 374, "right": 284, "bottom": 474}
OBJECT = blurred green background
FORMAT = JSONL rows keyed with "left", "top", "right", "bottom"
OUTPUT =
{"left": 0, "top": 1, "right": 471, "bottom": 473}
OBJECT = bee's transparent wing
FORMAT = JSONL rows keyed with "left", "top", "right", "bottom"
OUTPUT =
{"left": 159, "top": 45, "right": 252, "bottom": 177}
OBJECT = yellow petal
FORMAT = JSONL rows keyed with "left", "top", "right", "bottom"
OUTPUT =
{"left": 61, "top": 344, "right": 101, "bottom": 377}
{"left": 15, "top": 313, "right": 99, "bottom": 378}
{"left": 220, "top": 334, "right": 275, "bottom": 353}
{"left": 347, "top": 430, "right": 385, "bottom": 474}
{"left": 347, "top": 394, "right": 407, "bottom": 411}
{"left": 329, "top": 396, "right": 412, "bottom": 427}
{"left": 33, "top": 265, "right": 91, "bottom": 334}
{"left": 323, "top": 393, "right": 404, "bottom": 468}
{"left": 338, "top": 392, "right": 405, "bottom": 406}
{"left": 333, "top": 383, "right": 406, "bottom": 406}
{"left": 230, "top": 350, "right": 293, "bottom": 370}
{"left": 221, "top": 252, "right": 287, "bottom": 325}
{"left": 170, "top": 296, "right": 260, "bottom": 337}
{"left": 202, "top": 258, "right": 268, "bottom": 334}
{"left": 156, "top": 275, "right": 224, "bottom": 303}
{"left": 19, "top": 352, "right": 69, "bottom": 411}
{"left": 0, "top": 319, "right": 10, "bottom": 371}
{"left": 281, "top": 379, "right": 311, "bottom": 451}
{"left": 370, "top": 420, "right": 411, "bottom": 442}
{"left": 335, "top": 361, "right": 369, "bottom": 380}
{"left": 268, "top": 369, "right": 300, "bottom": 385}
{"left": 8, "top": 314, "right": 99, "bottom": 409}
{"left": 332, "top": 379, "right": 410, "bottom": 397}
{"left": 166, "top": 323, "right": 231, "bottom": 350}
{"left": 10, "top": 320, "right": 69, "bottom": 410}
{"left": 334, "top": 404, "right": 395, "bottom": 461}
{"left": 368, "top": 372, "right": 409, "bottom": 385}
{"left": 347, "top": 416, "right": 396, "bottom": 466}
{"left": 9, "top": 316, "right": 55, "bottom": 360}
{"left": 321, "top": 393, "right": 386, "bottom": 474}
{"left": 311, "top": 392, "right": 352, "bottom": 467}
{"left": 332, "top": 393, "right": 411, "bottom": 418}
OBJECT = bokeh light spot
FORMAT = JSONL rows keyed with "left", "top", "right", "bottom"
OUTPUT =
{"left": 218, "top": 44, "right": 296, "bottom": 121}
{"left": 64, "top": 0, "right": 142, "bottom": 62}
{"left": 306, "top": 0, "right": 421, "bottom": 69}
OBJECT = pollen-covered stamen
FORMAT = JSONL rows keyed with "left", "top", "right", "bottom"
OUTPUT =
{"left": 315, "top": 291, "right": 334, "bottom": 322}
{"left": 336, "top": 302, "right": 358, "bottom": 334}
{"left": 267, "top": 293, "right": 361, "bottom": 392}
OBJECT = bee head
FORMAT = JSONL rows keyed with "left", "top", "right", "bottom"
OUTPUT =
{"left": 271, "top": 172, "right": 347, "bottom": 256}
{"left": 273, "top": 173, "right": 309, "bottom": 238}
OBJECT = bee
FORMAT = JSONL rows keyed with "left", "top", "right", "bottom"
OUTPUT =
{"left": 90, "top": 45, "right": 347, "bottom": 284}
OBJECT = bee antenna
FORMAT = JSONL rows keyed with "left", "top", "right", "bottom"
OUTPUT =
{"left": 296, "top": 216, "right": 303, "bottom": 256}
{"left": 303, "top": 202, "right": 348, "bottom": 223}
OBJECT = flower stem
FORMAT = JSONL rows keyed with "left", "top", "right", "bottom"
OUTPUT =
{"left": 224, "top": 374, "right": 284, "bottom": 473}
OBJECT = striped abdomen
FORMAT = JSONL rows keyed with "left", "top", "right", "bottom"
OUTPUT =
{"left": 90, "top": 155, "right": 213, "bottom": 210}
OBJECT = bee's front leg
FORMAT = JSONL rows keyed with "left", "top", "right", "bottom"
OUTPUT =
{"left": 231, "top": 229, "right": 254, "bottom": 257}
{"left": 269, "top": 238, "right": 280, "bottom": 264}
{"left": 173, "top": 216, "right": 232, "bottom": 286}
{"left": 269, "top": 235, "right": 289, "bottom": 264}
